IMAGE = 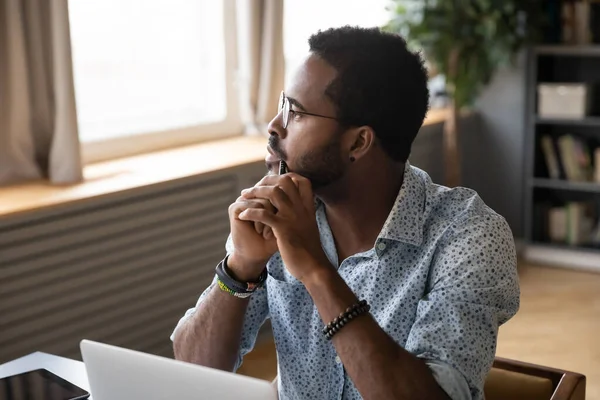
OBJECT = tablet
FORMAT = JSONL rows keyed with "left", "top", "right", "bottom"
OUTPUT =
{"left": 0, "top": 369, "right": 89, "bottom": 400}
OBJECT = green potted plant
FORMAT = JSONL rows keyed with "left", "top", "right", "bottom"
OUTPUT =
{"left": 385, "top": 0, "right": 544, "bottom": 187}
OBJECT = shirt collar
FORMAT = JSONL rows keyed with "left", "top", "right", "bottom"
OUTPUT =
{"left": 377, "top": 162, "right": 425, "bottom": 247}
{"left": 314, "top": 162, "right": 426, "bottom": 254}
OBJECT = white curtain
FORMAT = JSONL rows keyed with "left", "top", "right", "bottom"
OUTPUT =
{"left": 0, "top": 0, "right": 82, "bottom": 186}
{"left": 236, "top": 0, "right": 285, "bottom": 136}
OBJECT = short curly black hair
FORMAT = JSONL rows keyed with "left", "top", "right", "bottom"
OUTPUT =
{"left": 309, "top": 26, "right": 429, "bottom": 162}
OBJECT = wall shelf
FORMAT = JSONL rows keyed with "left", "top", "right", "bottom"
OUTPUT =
{"left": 535, "top": 117, "right": 600, "bottom": 127}
{"left": 535, "top": 45, "right": 600, "bottom": 57}
{"left": 532, "top": 178, "right": 600, "bottom": 193}
{"left": 530, "top": 241, "right": 600, "bottom": 253}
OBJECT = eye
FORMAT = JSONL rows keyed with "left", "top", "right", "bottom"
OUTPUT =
{"left": 291, "top": 110, "right": 303, "bottom": 121}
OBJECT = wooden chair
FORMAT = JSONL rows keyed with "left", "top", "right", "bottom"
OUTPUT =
{"left": 485, "top": 357, "right": 586, "bottom": 400}
{"left": 265, "top": 356, "right": 585, "bottom": 400}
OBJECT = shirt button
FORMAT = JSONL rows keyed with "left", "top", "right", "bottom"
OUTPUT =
{"left": 335, "top": 356, "right": 341, "bottom": 364}
{"left": 377, "top": 242, "right": 386, "bottom": 251}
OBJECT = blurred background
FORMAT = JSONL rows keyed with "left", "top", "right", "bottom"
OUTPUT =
{"left": 0, "top": 0, "right": 599, "bottom": 399}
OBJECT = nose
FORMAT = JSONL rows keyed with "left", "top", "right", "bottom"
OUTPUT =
{"left": 267, "top": 110, "right": 286, "bottom": 139}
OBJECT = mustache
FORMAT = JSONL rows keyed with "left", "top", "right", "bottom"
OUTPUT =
{"left": 268, "top": 135, "right": 287, "bottom": 160}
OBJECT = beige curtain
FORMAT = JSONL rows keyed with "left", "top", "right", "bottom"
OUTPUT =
{"left": 236, "top": 0, "right": 285, "bottom": 136}
{"left": 0, "top": 0, "right": 82, "bottom": 186}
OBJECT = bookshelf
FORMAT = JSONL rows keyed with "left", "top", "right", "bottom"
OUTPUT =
{"left": 524, "top": 45, "right": 600, "bottom": 268}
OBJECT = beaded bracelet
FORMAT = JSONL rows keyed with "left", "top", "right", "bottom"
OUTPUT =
{"left": 322, "top": 300, "right": 371, "bottom": 340}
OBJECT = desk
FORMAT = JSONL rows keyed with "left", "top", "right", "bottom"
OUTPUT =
{"left": 0, "top": 352, "right": 91, "bottom": 398}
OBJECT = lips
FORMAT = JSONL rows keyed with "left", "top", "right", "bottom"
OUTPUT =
{"left": 265, "top": 146, "right": 280, "bottom": 163}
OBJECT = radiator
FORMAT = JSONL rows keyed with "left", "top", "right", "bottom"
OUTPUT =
{"left": 0, "top": 162, "right": 266, "bottom": 363}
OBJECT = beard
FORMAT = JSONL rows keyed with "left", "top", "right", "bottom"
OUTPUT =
{"left": 294, "top": 139, "right": 345, "bottom": 190}
{"left": 268, "top": 132, "right": 346, "bottom": 190}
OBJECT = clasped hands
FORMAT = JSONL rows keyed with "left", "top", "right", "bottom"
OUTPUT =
{"left": 236, "top": 174, "right": 330, "bottom": 283}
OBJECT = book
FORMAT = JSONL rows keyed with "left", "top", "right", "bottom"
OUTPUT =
{"left": 549, "top": 207, "right": 568, "bottom": 242}
{"left": 548, "top": 202, "right": 597, "bottom": 246}
{"left": 572, "top": 138, "right": 593, "bottom": 180}
{"left": 540, "top": 135, "right": 561, "bottom": 179}
{"left": 567, "top": 202, "right": 597, "bottom": 245}
{"left": 562, "top": 1, "right": 576, "bottom": 44}
{"left": 557, "top": 135, "right": 585, "bottom": 181}
{"left": 566, "top": 203, "right": 583, "bottom": 245}
{"left": 575, "top": 0, "right": 592, "bottom": 44}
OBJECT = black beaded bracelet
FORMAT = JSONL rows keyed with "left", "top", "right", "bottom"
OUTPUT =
{"left": 322, "top": 300, "right": 371, "bottom": 340}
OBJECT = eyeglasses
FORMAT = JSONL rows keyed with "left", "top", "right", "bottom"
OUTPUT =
{"left": 278, "top": 91, "right": 338, "bottom": 129}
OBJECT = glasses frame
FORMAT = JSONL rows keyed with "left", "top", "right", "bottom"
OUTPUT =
{"left": 278, "top": 91, "right": 338, "bottom": 129}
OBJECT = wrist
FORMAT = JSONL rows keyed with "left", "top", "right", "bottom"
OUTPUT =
{"left": 227, "top": 253, "right": 267, "bottom": 282}
{"left": 299, "top": 258, "right": 336, "bottom": 287}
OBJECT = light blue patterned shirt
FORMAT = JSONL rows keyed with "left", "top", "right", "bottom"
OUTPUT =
{"left": 171, "top": 163, "right": 520, "bottom": 400}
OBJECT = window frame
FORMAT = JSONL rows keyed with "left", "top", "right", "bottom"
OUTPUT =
{"left": 75, "top": 0, "right": 242, "bottom": 164}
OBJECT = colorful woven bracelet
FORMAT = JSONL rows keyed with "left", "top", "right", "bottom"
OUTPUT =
{"left": 217, "top": 278, "right": 253, "bottom": 299}
{"left": 214, "top": 255, "right": 267, "bottom": 298}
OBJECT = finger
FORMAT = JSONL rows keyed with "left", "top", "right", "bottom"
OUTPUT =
{"left": 229, "top": 199, "right": 271, "bottom": 219}
{"left": 254, "top": 221, "right": 264, "bottom": 234}
{"left": 286, "top": 173, "right": 314, "bottom": 211}
{"left": 241, "top": 186, "right": 292, "bottom": 211}
{"left": 262, "top": 226, "right": 274, "bottom": 240}
{"left": 254, "top": 173, "right": 299, "bottom": 188}
{"left": 274, "top": 175, "right": 302, "bottom": 206}
{"left": 254, "top": 174, "right": 280, "bottom": 187}
{"left": 245, "top": 176, "right": 301, "bottom": 209}
{"left": 238, "top": 208, "right": 278, "bottom": 226}
{"left": 236, "top": 195, "right": 276, "bottom": 212}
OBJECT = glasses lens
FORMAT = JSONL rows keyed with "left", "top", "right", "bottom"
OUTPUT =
{"left": 278, "top": 92, "right": 284, "bottom": 114}
{"left": 282, "top": 96, "right": 290, "bottom": 129}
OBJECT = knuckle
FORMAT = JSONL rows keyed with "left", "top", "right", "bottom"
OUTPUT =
{"left": 256, "top": 176, "right": 272, "bottom": 186}
{"left": 258, "top": 199, "right": 275, "bottom": 211}
{"left": 280, "top": 176, "right": 294, "bottom": 187}
{"left": 228, "top": 202, "right": 237, "bottom": 214}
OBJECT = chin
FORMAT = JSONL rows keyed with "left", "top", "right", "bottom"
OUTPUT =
{"left": 265, "top": 162, "right": 279, "bottom": 176}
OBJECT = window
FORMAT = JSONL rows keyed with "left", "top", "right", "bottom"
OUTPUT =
{"left": 68, "top": 0, "right": 240, "bottom": 162}
{"left": 283, "top": 0, "right": 391, "bottom": 85}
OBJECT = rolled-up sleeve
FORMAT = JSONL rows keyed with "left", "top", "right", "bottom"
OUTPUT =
{"left": 169, "top": 235, "right": 270, "bottom": 370}
{"left": 405, "top": 213, "right": 520, "bottom": 400}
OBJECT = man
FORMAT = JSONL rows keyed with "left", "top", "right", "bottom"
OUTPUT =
{"left": 171, "top": 26, "right": 519, "bottom": 400}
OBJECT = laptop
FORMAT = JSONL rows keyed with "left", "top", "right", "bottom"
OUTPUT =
{"left": 80, "top": 340, "right": 277, "bottom": 400}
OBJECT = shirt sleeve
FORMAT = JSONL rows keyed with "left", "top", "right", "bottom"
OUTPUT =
{"left": 404, "top": 213, "right": 520, "bottom": 400}
{"left": 169, "top": 234, "right": 270, "bottom": 370}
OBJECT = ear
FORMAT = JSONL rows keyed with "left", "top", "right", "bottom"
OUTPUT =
{"left": 344, "top": 125, "right": 376, "bottom": 162}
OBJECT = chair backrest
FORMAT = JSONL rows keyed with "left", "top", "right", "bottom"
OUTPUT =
{"left": 484, "top": 357, "right": 586, "bottom": 400}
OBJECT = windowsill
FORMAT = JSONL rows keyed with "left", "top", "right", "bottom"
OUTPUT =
{"left": 0, "top": 108, "right": 449, "bottom": 218}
